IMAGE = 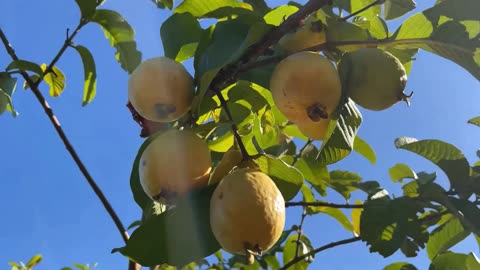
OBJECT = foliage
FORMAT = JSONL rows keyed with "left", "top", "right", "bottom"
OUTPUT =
{"left": 1, "top": 0, "right": 480, "bottom": 269}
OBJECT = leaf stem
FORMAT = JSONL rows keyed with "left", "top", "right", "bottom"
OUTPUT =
{"left": 0, "top": 27, "right": 129, "bottom": 244}
{"left": 280, "top": 237, "right": 362, "bottom": 270}
{"left": 292, "top": 139, "right": 313, "bottom": 166}
{"left": 286, "top": 201, "right": 364, "bottom": 208}
{"left": 340, "top": 0, "right": 383, "bottom": 21}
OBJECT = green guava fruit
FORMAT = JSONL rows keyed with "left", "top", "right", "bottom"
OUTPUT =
{"left": 338, "top": 48, "right": 411, "bottom": 111}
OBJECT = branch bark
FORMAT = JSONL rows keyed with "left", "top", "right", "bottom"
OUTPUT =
{"left": 280, "top": 237, "right": 361, "bottom": 270}
{"left": 286, "top": 201, "right": 364, "bottom": 208}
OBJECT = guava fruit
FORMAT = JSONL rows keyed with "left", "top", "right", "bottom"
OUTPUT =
{"left": 278, "top": 16, "right": 326, "bottom": 53}
{"left": 270, "top": 51, "right": 342, "bottom": 124}
{"left": 338, "top": 48, "right": 411, "bottom": 111}
{"left": 210, "top": 167, "right": 286, "bottom": 259}
{"left": 296, "top": 119, "right": 330, "bottom": 140}
{"left": 128, "top": 57, "right": 194, "bottom": 122}
{"left": 139, "top": 128, "right": 212, "bottom": 204}
{"left": 209, "top": 147, "right": 243, "bottom": 185}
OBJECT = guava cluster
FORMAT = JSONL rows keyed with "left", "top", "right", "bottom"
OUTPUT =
{"left": 127, "top": 21, "right": 410, "bottom": 262}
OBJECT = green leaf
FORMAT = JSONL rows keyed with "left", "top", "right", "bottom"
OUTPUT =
{"left": 468, "top": 117, "right": 480, "bottom": 127}
{"left": 429, "top": 252, "right": 468, "bottom": 270}
{"left": 391, "top": 0, "right": 480, "bottom": 80}
{"left": 40, "top": 64, "right": 66, "bottom": 97}
{"left": 355, "top": 15, "right": 389, "bottom": 40}
{"left": 161, "top": 13, "right": 203, "bottom": 63}
{"left": 383, "top": 0, "right": 416, "bottom": 20}
{"left": 74, "top": 45, "right": 97, "bottom": 106}
{"left": 360, "top": 196, "right": 429, "bottom": 257}
{"left": 328, "top": 170, "right": 362, "bottom": 200}
{"left": 130, "top": 134, "right": 163, "bottom": 210}
{"left": 256, "top": 155, "right": 303, "bottom": 201}
{"left": 74, "top": 0, "right": 97, "bottom": 19}
{"left": 395, "top": 138, "right": 470, "bottom": 196}
{"left": 303, "top": 186, "right": 353, "bottom": 231}
{"left": 283, "top": 234, "right": 314, "bottom": 270}
{"left": 244, "top": 0, "right": 271, "bottom": 16}
{"left": 448, "top": 197, "right": 480, "bottom": 234}
{"left": 352, "top": 199, "right": 363, "bottom": 236}
{"left": 351, "top": 0, "right": 381, "bottom": 19}
{"left": 174, "top": 0, "right": 253, "bottom": 18}
{"left": 389, "top": 163, "right": 417, "bottom": 183}
{"left": 6, "top": 59, "right": 43, "bottom": 75}
{"left": 385, "top": 47, "right": 419, "bottom": 75}
{"left": 116, "top": 185, "right": 220, "bottom": 267}
{"left": 316, "top": 99, "right": 363, "bottom": 165}
{"left": 263, "top": 255, "right": 280, "bottom": 270}
{"left": 0, "top": 72, "right": 18, "bottom": 117}
{"left": 383, "top": 262, "right": 418, "bottom": 270}
{"left": 26, "top": 254, "right": 43, "bottom": 268}
{"left": 161, "top": 0, "right": 173, "bottom": 9}
{"left": 466, "top": 253, "right": 480, "bottom": 270}
{"left": 427, "top": 217, "right": 470, "bottom": 260}
{"left": 263, "top": 5, "right": 299, "bottom": 26}
{"left": 353, "top": 135, "right": 376, "bottom": 164}
{"left": 91, "top": 9, "right": 141, "bottom": 73}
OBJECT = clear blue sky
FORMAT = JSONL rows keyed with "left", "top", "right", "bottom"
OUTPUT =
{"left": 0, "top": 0, "right": 478, "bottom": 269}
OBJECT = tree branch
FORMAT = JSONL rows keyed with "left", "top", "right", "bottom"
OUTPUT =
{"left": 286, "top": 201, "right": 364, "bottom": 208}
{"left": 294, "top": 207, "right": 308, "bottom": 258}
{"left": 280, "top": 236, "right": 362, "bottom": 270}
{"left": 0, "top": 27, "right": 129, "bottom": 244}
{"left": 292, "top": 139, "right": 313, "bottom": 166}
{"left": 340, "top": 0, "right": 383, "bottom": 21}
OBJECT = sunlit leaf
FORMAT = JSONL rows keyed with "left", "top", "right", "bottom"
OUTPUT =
{"left": 0, "top": 72, "right": 17, "bottom": 117}
{"left": 430, "top": 252, "right": 469, "bottom": 270}
{"left": 263, "top": 5, "right": 299, "bottom": 26}
{"left": 91, "top": 9, "right": 141, "bottom": 73}
{"left": 352, "top": 199, "right": 363, "bottom": 236}
{"left": 353, "top": 135, "right": 376, "bottom": 164}
{"left": 389, "top": 163, "right": 417, "bottom": 183}
{"left": 26, "top": 254, "right": 43, "bottom": 268}
{"left": 383, "top": 262, "right": 418, "bottom": 270}
{"left": 256, "top": 155, "right": 303, "bottom": 201}
{"left": 41, "top": 64, "right": 66, "bottom": 97}
{"left": 74, "top": 45, "right": 97, "bottom": 106}
{"left": 283, "top": 234, "right": 313, "bottom": 270}
{"left": 174, "top": 0, "right": 253, "bottom": 18}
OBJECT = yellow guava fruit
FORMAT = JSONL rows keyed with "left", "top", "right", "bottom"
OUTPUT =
{"left": 278, "top": 17, "right": 326, "bottom": 53}
{"left": 338, "top": 48, "right": 411, "bottom": 111}
{"left": 296, "top": 119, "right": 330, "bottom": 140}
{"left": 128, "top": 57, "right": 194, "bottom": 122}
{"left": 210, "top": 168, "right": 286, "bottom": 258}
{"left": 270, "top": 51, "right": 342, "bottom": 124}
{"left": 139, "top": 128, "right": 212, "bottom": 204}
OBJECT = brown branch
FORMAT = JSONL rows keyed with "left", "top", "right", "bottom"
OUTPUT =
{"left": 286, "top": 201, "right": 364, "bottom": 208}
{"left": 0, "top": 27, "right": 130, "bottom": 244}
{"left": 280, "top": 237, "right": 361, "bottom": 270}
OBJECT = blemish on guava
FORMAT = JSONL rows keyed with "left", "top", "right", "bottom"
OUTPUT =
{"left": 218, "top": 192, "right": 223, "bottom": 200}
{"left": 142, "top": 160, "right": 147, "bottom": 166}
{"left": 154, "top": 103, "right": 177, "bottom": 118}
{"left": 306, "top": 103, "right": 328, "bottom": 121}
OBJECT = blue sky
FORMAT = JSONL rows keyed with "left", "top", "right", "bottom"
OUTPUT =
{"left": 0, "top": 0, "right": 479, "bottom": 269}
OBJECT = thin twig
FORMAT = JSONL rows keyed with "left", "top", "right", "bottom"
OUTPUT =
{"left": 0, "top": 27, "right": 129, "bottom": 244}
{"left": 340, "top": 0, "right": 383, "bottom": 21}
{"left": 215, "top": 91, "right": 250, "bottom": 161}
{"left": 292, "top": 139, "right": 313, "bottom": 166}
{"left": 294, "top": 207, "right": 308, "bottom": 258}
{"left": 33, "top": 19, "right": 88, "bottom": 87}
{"left": 286, "top": 201, "right": 364, "bottom": 208}
{"left": 280, "top": 237, "right": 362, "bottom": 270}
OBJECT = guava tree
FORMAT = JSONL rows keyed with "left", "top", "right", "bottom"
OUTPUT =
{"left": 1, "top": 0, "right": 480, "bottom": 269}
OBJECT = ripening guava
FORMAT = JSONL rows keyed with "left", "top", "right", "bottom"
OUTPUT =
{"left": 270, "top": 51, "right": 342, "bottom": 125}
{"left": 278, "top": 16, "right": 326, "bottom": 53}
{"left": 210, "top": 167, "right": 286, "bottom": 259}
{"left": 128, "top": 57, "right": 194, "bottom": 122}
{"left": 139, "top": 128, "right": 212, "bottom": 204}
{"left": 208, "top": 147, "right": 243, "bottom": 185}
{"left": 338, "top": 48, "right": 411, "bottom": 111}
{"left": 296, "top": 119, "right": 330, "bottom": 140}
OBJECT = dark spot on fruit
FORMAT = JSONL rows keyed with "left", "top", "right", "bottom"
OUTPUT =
{"left": 218, "top": 192, "right": 223, "bottom": 200}
{"left": 154, "top": 103, "right": 176, "bottom": 118}
{"left": 142, "top": 160, "right": 147, "bottom": 166}
{"left": 153, "top": 189, "right": 178, "bottom": 205}
{"left": 306, "top": 103, "right": 328, "bottom": 121}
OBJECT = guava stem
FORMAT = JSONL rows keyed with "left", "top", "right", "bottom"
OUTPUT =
{"left": 400, "top": 91, "right": 414, "bottom": 107}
